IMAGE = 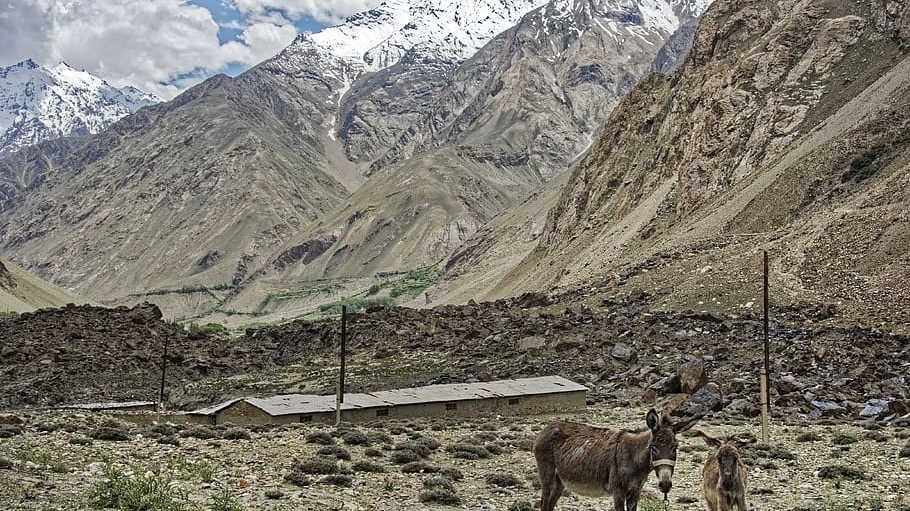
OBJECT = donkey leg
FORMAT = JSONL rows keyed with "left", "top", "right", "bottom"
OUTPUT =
{"left": 625, "top": 492, "right": 639, "bottom": 511}
{"left": 537, "top": 465, "right": 552, "bottom": 511}
{"left": 735, "top": 494, "right": 748, "bottom": 511}
{"left": 613, "top": 494, "right": 627, "bottom": 511}
{"left": 544, "top": 476, "right": 564, "bottom": 511}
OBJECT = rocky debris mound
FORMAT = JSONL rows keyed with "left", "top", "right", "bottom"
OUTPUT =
{"left": 2, "top": 292, "right": 908, "bottom": 422}
{"left": 0, "top": 303, "right": 279, "bottom": 408}
{"left": 246, "top": 293, "right": 909, "bottom": 423}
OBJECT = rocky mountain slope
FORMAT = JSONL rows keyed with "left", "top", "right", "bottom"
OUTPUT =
{"left": 0, "top": 0, "right": 711, "bottom": 319}
{"left": 436, "top": 0, "right": 910, "bottom": 329}
{"left": 222, "top": 0, "right": 711, "bottom": 315}
{"left": 0, "top": 60, "right": 159, "bottom": 153}
{"left": 0, "top": 257, "right": 84, "bottom": 313}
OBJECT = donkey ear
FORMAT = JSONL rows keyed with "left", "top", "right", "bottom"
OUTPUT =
{"left": 734, "top": 437, "right": 757, "bottom": 448}
{"left": 696, "top": 430, "right": 722, "bottom": 448}
{"left": 646, "top": 409, "right": 660, "bottom": 431}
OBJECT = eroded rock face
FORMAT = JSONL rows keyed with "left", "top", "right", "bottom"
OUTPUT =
{"left": 493, "top": 0, "right": 909, "bottom": 327}
{"left": 0, "top": 260, "right": 14, "bottom": 289}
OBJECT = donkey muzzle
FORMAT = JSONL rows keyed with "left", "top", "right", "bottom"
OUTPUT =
{"left": 652, "top": 458, "right": 675, "bottom": 494}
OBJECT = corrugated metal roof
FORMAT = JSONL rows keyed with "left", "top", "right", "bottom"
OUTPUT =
{"left": 190, "top": 376, "right": 586, "bottom": 417}
{"left": 188, "top": 398, "right": 243, "bottom": 416}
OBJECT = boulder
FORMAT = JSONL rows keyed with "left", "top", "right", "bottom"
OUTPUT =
{"left": 672, "top": 382, "right": 722, "bottom": 418}
{"left": 648, "top": 375, "right": 681, "bottom": 396}
{"left": 859, "top": 399, "right": 890, "bottom": 418}
{"left": 553, "top": 337, "right": 583, "bottom": 352}
{"left": 517, "top": 336, "right": 546, "bottom": 351}
{"left": 611, "top": 343, "right": 637, "bottom": 362}
{"left": 810, "top": 400, "right": 844, "bottom": 417}
{"left": 725, "top": 398, "right": 759, "bottom": 418}
{"left": 775, "top": 374, "right": 804, "bottom": 394}
{"left": 677, "top": 359, "right": 708, "bottom": 394}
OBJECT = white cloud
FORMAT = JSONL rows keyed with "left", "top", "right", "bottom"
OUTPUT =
{"left": 0, "top": 0, "right": 300, "bottom": 99}
{"left": 232, "top": 0, "right": 382, "bottom": 24}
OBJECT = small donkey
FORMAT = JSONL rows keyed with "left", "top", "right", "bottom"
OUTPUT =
{"left": 534, "top": 409, "right": 696, "bottom": 511}
{"left": 697, "top": 431, "right": 756, "bottom": 511}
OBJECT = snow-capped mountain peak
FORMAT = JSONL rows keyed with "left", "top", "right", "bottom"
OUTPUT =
{"left": 279, "top": 0, "right": 553, "bottom": 79}
{"left": 0, "top": 59, "right": 161, "bottom": 153}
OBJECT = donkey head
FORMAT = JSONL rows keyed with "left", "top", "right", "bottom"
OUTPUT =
{"left": 697, "top": 431, "right": 756, "bottom": 491}
{"left": 646, "top": 408, "right": 697, "bottom": 494}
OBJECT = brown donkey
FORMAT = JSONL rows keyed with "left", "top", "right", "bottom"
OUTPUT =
{"left": 534, "top": 409, "right": 696, "bottom": 511}
{"left": 697, "top": 431, "right": 756, "bottom": 511}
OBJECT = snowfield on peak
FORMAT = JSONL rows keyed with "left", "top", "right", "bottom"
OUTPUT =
{"left": 287, "top": 0, "right": 553, "bottom": 75}
{"left": 277, "top": 0, "right": 714, "bottom": 82}
{"left": 0, "top": 59, "right": 160, "bottom": 153}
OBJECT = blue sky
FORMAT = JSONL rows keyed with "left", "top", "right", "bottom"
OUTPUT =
{"left": 0, "top": 0, "right": 380, "bottom": 99}
{"left": 188, "top": 0, "right": 328, "bottom": 77}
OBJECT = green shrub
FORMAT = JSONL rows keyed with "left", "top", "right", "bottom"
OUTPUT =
{"left": 396, "top": 440, "right": 432, "bottom": 458}
{"left": 186, "top": 322, "right": 228, "bottom": 335}
{"left": 485, "top": 472, "right": 522, "bottom": 488}
{"left": 364, "top": 448, "right": 384, "bottom": 458}
{"left": 831, "top": 433, "right": 859, "bottom": 446}
{"left": 423, "top": 476, "right": 454, "bottom": 492}
{"left": 146, "top": 424, "right": 176, "bottom": 438}
{"left": 317, "top": 445, "right": 351, "bottom": 460}
{"left": 420, "top": 476, "right": 460, "bottom": 506}
{"left": 795, "top": 431, "right": 823, "bottom": 442}
{"left": 180, "top": 426, "right": 216, "bottom": 440}
{"left": 0, "top": 425, "right": 23, "bottom": 438}
{"left": 391, "top": 449, "right": 420, "bottom": 464}
{"left": 510, "top": 500, "right": 535, "bottom": 511}
{"left": 291, "top": 457, "right": 338, "bottom": 475}
{"left": 749, "top": 443, "right": 795, "bottom": 460}
{"left": 447, "top": 442, "right": 490, "bottom": 459}
{"left": 367, "top": 431, "right": 392, "bottom": 444}
{"left": 90, "top": 426, "right": 131, "bottom": 442}
{"left": 264, "top": 488, "right": 283, "bottom": 500}
{"left": 352, "top": 460, "right": 385, "bottom": 473}
{"left": 208, "top": 488, "right": 243, "bottom": 511}
{"left": 818, "top": 465, "right": 865, "bottom": 480}
{"left": 401, "top": 461, "right": 439, "bottom": 474}
{"left": 342, "top": 430, "right": 370, "bottom": 446}
{"left": 439, "top": 467, "right": 463, "bottom": 481}
{"left": 222, "top": 427, "right": 251, "bottom": 441}
{"left": 88, "top": 465, "right": 188, "bottom": 511}
{"left": 320, "top": 474, "right": 353, "bottom": 487}
{"left": 306, "top": 431, "right": 335, "bottom": 445}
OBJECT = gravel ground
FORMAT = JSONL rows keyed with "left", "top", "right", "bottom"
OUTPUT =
{"left": 1, "top": 407, "right": 908, "bottom": 511}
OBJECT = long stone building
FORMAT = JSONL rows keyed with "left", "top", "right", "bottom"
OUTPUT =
{"left": 189, "top": 376, "right": 587, "bottom": 425}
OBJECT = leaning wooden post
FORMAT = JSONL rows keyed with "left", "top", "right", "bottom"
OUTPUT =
{"left": 760, "top": 251, "right": 770, "bottom": 443}
{"left": 156, "top": 328, "right": 168, "bottom": 414}
{"left": 335, "top": 305, "right": 347, "bottom": 426}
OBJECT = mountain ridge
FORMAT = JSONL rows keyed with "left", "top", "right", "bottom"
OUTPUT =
{"left": 0, "top": 59, "right": 160, "bottom": 153}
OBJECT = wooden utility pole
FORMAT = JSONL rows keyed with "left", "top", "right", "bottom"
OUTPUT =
{"left": 335, "top": 305, "right": 347, "bottom": 425}
{"left": 760, "top": 251, "right": 770, "bottom": 443}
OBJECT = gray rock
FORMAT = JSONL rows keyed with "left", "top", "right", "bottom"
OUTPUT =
{"left": 677, "top": 359, "right": 708, "bottom": 394}
{"left": 517, "top": 336, "right": 546, "bottom": 351}
{"left": 672, "top": 382, "right": 722, "bottom": 418}
{"left": 611, "top": 343, "right": 637, "bottom": 362}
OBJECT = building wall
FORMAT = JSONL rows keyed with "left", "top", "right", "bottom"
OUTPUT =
{"left": 216, "top": 401, "right": 280, "bottom": 425}
{"left": 211, "top": 390, "right": 586, "bottom": 425}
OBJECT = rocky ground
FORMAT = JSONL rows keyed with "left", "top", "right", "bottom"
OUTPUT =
{"left": 2, "top": 293, "right": 909, "bottom": 425}
{"left": 0, "top": 406, "right": 908, "bottom": 510}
